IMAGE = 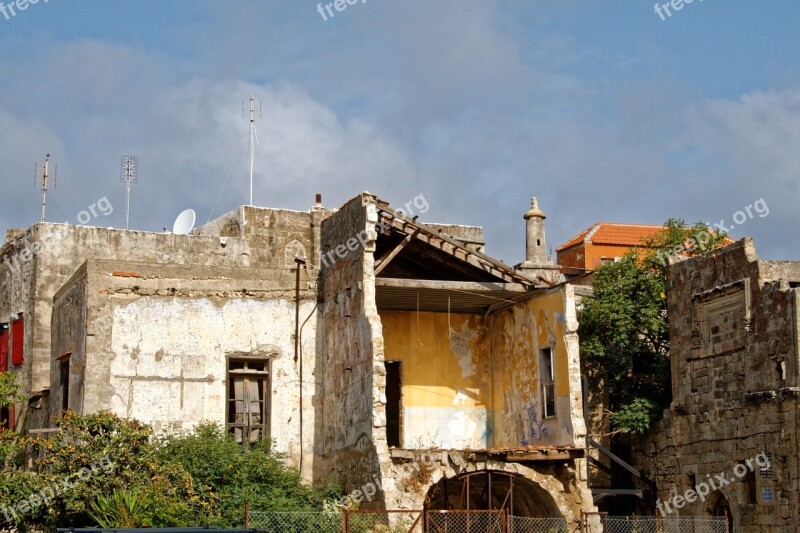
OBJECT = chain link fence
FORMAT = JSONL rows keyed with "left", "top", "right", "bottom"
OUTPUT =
{"left": 248, "top": 511, "right": 343, "bottom": 532}
{"left": 582, "top": 515, "right": 729, "bottom": 533}
{"left": 509, "top": 516, "right": 570, "bottom": 533}
{"left": 426, "top": 510, "right": 506, "bottom": 533}
{"left": 244, "top": 511, "right": 728, "bottom": 533}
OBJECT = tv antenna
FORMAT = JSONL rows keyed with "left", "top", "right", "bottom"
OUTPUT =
{"left": 243, "top": 96, "right": 261, "bottom": 206}
{"left": 34, "top": 154, "right": 57, "bottom": 222}
{"left": 120, "top": 155, "right": 138, "bottom": 230}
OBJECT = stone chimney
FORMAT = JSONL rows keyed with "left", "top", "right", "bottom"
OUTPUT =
{"left": 518, "top": 197, "right": 560, "bottom": 284}
{"left": 524, "top": 197, "right": 547, "bottom": 264}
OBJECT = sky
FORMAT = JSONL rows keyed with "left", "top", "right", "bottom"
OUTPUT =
{"left": 1, "top": 0, "right": 798, "bottom": 263}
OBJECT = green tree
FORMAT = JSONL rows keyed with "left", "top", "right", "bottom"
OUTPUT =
{"left": 0, "top": 371, "right": 24, "bottom": 410}
{"left": 578, "top": 219, "right": 727, "bottom": 433}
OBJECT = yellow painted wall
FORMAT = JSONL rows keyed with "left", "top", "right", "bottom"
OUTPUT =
{"left": 487, "top": 289, "right": 576, "bottom": 447}
{"left": 379, "top": 288, "right": 578, "bottom": 450}
{"left": 380, "top": 311, "right": 490, "bottom": 448}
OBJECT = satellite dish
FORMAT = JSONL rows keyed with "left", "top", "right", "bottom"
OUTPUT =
{"left": 172, "top": 209, "right": 196, "bottom": 235}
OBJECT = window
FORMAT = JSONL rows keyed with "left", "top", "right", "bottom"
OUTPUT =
{"left": 539, "top": 347, "right": 555, "bottom": 418}
{"left": 58, "top": 353, "right": 71, "bottom": 412}
{"left": 11, "top": 315, "right": 23, "bottom": 366}
{"left": 0, "top": 324, "right": 8, "bottom": 372}
{"left": 227, "top": 358, "right": 270, "bottom": 445}
{"left": 739, "top": 462, "right": 757, "bottom": 504}
{"left": 385, "top": 361, "right": 402, "bottom": 448}
{"left": 0, "top": 404, "right": 14, "bottom": 431}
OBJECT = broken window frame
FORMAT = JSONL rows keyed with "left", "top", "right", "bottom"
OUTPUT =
{"left": 226, "top": 356, "right": 271, "bottom": 446}
{"left": 539, "top": 347, "right": 556, "bottom": 418}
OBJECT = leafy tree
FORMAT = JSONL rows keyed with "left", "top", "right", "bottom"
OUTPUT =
{"left": 0, "top": 371, "right": 24, "bottom": 410}
{"left": 32, "top": 411, "right": 206, "bottom": 528}
{"left": 579, "top": 219, "right": 727, "bottom": 433}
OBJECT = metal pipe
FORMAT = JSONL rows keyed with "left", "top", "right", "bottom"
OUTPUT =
{"left": 294, "top": 256, "right": 306, "bottom": 475}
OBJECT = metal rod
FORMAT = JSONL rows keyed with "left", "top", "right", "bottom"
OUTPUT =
{"left": 40, "top": 154, "right": 49, "bottom": 222}
{"left": 294, "top": 256, "right": 306, "bottom": 476}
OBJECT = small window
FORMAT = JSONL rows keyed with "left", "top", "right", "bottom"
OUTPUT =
{"left": 11, "top": 316, "right": 23, "bottom": 366}
{"left": 59, "top": 354, "right": 71, "bottom": 412}
{"left": 761, "top": 487, "right": 774, "bottom": 504}
{"left": 385, "top": 361, "right": 402, "bottom": 448}
{"left": 539, "top": 347, "right": 555, "bottom": 418}
{"left": 0, "top": 324, "right": 8, "bottom": 373}
{"left": 0, "top": 404, "right": 14, "bottom": 431}
{"left": 739, "top": 462, "right": 756, "bottom": 504}
{"left": 227, "top": 358, "right": 270, "bottom": 445}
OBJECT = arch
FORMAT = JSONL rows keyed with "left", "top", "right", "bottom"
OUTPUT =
{"left": 706, "top": 490, "right": 734, "bottom": 533}
{"left": 284, "top": 239, "right": 307, "bottom": 268}
{"left": 424, "top": 471, "right": 563, "bottom": 519}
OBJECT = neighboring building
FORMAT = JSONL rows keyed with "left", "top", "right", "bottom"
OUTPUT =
{"left": 633, "top": 239, "right": 800, "bottom": 532}
{"left": 0, "top": 192, "right": 596, "bottom": 522}
{"left": 556, "top": 222, "right": 667, "bottom": 278}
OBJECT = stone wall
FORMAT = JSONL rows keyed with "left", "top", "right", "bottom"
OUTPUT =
{"left": 0, "top": 224, "right": 252, "bottom": 404}
{"left": 317, "top": 193, "right": 387, "bottom": 502}
{"left": 633, "top": 239, "right": 800, "bottom": 532}
{"left": 50, "top": 259, "right": 318, "bottom": 474}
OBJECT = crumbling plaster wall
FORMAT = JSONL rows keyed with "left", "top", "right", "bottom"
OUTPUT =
{"left": 1, "top": 223, "right": 252, "bottom": 403}
{"left": 380, "top": 311, "right": 491, "bottom": 449}
{"left": 488, "top": 287, "right": 585, "bottom": 449}
{"left": 2, "top": 206, "right": 318, "bottom": 430}
{"left": 633, "top": 239, "right": 800, "bottom": 532}
{"left": 50, "top": 259, "right": 318, "bottom": 474}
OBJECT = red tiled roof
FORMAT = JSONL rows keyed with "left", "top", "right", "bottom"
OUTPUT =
{"left": 556, "top": 223, "right": 667, "bottom": 252}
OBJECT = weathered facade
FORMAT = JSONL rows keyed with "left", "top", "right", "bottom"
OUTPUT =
{"left": 1, "top": 192, "right": 596, "bottom": 521}
{"left": 633, "top": 239, "right": 800, "bottom": 532}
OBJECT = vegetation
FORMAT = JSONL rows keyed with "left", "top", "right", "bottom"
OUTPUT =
{"left": 0, "top": 389, "right": 339, "bottom": 531}
{"left": 578, "top": 219, "right": 727, "bottom": 434}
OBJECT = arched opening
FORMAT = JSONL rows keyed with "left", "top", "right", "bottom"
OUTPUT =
{"left": 707, "top": 491, "right": 733, "bottom": 533}
{"left": 425, "top": 471, "right": 563, "bottom": 518}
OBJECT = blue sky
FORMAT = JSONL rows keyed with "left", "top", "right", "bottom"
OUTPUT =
{"left": 1, "top": 0, "right": 799, "bottom": 262}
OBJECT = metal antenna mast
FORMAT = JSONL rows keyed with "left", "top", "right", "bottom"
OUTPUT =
{"left": 35, "top": 154, "right": 56, "bottom": 222}
{"left": 243, "top": 96, "right": 261, "bottom": 205}
{"left": 121, "top": 155, "right": 138, "bottom": 230}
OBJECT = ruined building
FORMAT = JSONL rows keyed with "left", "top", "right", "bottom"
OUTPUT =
{"left": 633, "top": 238, "right": 800, "bottom": 532}
{"left": 0, "top": 192, "right": 596, "bottom": 520}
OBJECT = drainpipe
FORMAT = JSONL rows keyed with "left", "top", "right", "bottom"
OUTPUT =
{"left": 294, "top": 256, "right": 306, "bottom": 476}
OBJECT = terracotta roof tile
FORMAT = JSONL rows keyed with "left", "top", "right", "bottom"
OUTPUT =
{"left": 556, "top": 223, "right": 666, "bottom": 252}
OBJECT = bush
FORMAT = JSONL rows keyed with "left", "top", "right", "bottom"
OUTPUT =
{"left": 157, "top": 423, "right": 340, "bottom": 527}
{"left": 1, "top": 412, "right": 339, "bottom": 530}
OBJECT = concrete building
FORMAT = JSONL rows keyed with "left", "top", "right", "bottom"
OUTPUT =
{"left": 633, "top": 239, "right": 800, "bottom": 532}
{"left": 0, "top": 192, "right": 596, "bottom": 521}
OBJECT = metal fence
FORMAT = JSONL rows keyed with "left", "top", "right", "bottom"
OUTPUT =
{"left": 240, "top": 511, "right": 729, "bottom": 533}
{"left": 426, "top": 510, "right": 506, "bottom": 533}
{"left": 581, "top": 515, "right": 729, "bottom": 533}
{"left": 509, "top": 516, "right": 570, "bottom": 533}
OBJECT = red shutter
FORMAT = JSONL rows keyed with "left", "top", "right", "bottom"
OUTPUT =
{"left": 11, "top": 318, "right": 23, "bottom": 366}
{"left": 0, "top": 328, "right": 8, "bottom": 372}
{"left": 8, "top": 404, "right": 15, "bottom": 431}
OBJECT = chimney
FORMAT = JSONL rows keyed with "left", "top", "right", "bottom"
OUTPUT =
{"left": 519, "top": 196, "right": 559, "bottom": 284}
{"left": 524, "top": 197, "right": 547, "bottom": 264}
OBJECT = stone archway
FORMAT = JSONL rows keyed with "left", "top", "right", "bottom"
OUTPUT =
{"left": 706, "top": 490, "right": 734, "bottom": 533}
{"left": 424, "top": 471, "right": 564, "bottom": 518}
